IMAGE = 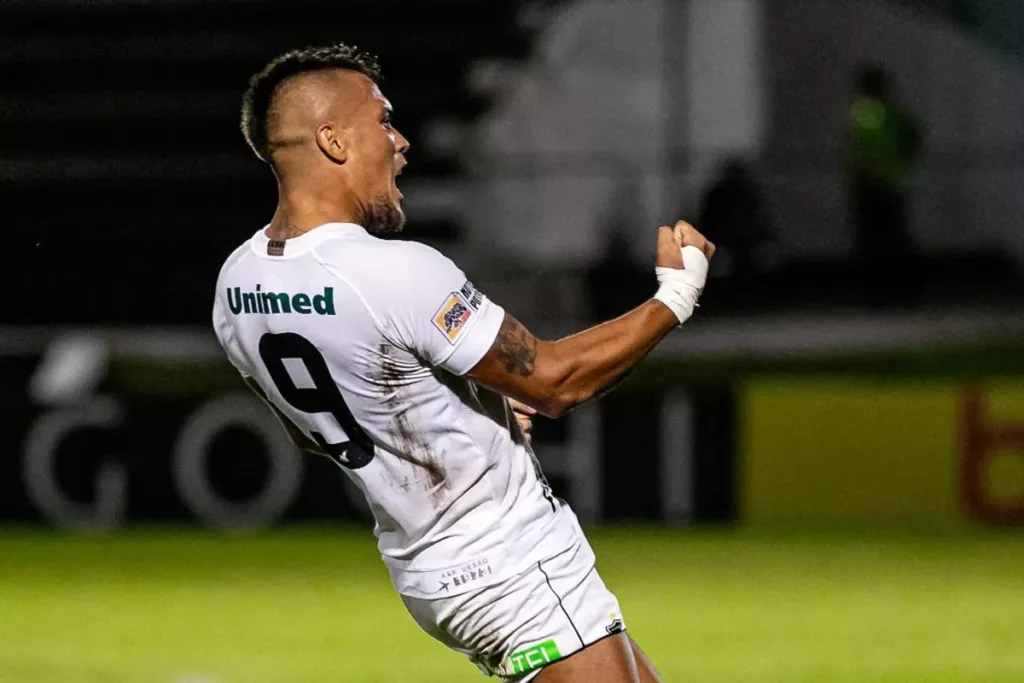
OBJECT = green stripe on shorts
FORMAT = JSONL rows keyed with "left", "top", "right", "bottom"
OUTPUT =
{"left": 504, "top": 639, "right": 562, "bottom": 675}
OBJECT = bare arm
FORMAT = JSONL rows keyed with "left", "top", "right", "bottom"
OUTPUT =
{"left": 468, "top": 303, "right": 677, "bottom": 418}
{"left": 467, "top": 222, "right": 714, "bottom": 418}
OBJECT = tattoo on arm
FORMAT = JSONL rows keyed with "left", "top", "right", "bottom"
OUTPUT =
{"left": 494, "top": 314, "right": 538, "bottom": 377}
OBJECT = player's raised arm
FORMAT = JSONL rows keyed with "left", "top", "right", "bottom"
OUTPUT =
{"left": 467, "top": 221, "right": 714, "bottom": 418}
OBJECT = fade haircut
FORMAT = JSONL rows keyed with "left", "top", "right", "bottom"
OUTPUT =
{"left": 241, "top": 43, "right": 383, "bottom": 162}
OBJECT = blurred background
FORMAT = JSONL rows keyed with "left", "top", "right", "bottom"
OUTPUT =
{"left": 1, "top": 0, "right": 1023, "bottom": 682}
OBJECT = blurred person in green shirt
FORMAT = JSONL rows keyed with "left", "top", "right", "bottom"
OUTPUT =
{"left": 847, "top": 64, "right": 922, "bottom": 300}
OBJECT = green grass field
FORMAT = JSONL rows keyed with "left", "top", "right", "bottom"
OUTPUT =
{"left": 1, "top": 527, "right": 1021, "bottom": 683}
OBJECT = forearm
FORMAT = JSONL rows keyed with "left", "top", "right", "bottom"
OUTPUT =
{"left": 467, "top": 223, "right": 712, "bottom": 418}
{"left": 542, "top": 299, "right": 678, "bottom": 411}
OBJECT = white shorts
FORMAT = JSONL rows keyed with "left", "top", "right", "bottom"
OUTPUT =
{"left": 401, "top": 535, "right": 626, "bottom": 681}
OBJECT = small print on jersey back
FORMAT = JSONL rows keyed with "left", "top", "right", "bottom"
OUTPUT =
{"left": 432, "top": 291, "right": 474, "bottom": 344}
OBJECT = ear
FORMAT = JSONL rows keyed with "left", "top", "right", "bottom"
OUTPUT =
{"left": 315, "top": 123, "right": 348, "bottom": 164}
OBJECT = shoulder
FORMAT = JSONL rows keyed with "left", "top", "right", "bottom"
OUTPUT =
{"left": 213, "top": 239, "right": 254, "bottom": 316}
{"left": 388, "top": 240, "right": 465, "bottom": 283}
{"left": 215, "top": 235, "right": 257, "bottom": 286}
{"left": 312, "top": 236, "right": 471, "bottom": 330}
{"left": 312, "top": 235, "right": 464, "bottom": 290}
{"left": 315, "top": 233, "right": 456, "bottom": 268}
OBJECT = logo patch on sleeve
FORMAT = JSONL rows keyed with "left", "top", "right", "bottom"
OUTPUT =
{"left": 459, "top": 281, "right": 484, "bottom": 311}
{"left": 432, "top": 292, "right": 474, "bottom": 344}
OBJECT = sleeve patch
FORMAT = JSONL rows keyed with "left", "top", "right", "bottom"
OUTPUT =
{"left": 459, "top": 281, "right": 484, "bottom": 311}
{"left": 432, "top": 292, "right": 475, "bottom": 344}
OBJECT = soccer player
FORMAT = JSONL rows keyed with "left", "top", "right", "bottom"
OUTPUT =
{"left": 213, "top": 44, "right": 714, "bottom": 683}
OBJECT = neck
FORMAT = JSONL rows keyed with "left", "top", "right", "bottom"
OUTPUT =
{"left": 266, "top": 174, "right": 364, "bottom": 240}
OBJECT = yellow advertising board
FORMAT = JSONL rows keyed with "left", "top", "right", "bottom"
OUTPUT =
{"left": 741, "top": 379, "right": 1024, "bottom": 527}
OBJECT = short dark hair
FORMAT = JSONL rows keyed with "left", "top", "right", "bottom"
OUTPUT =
{"left": 241, "top": 43, "right": 382, "bottom": 162}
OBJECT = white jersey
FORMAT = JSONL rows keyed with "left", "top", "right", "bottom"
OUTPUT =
{"left": 212, "top": 223, "right": 581, "bottom": 598}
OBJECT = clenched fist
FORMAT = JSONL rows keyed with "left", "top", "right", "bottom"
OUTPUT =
{"left": 653, "top": 220, "right": 714, "bottom": 324}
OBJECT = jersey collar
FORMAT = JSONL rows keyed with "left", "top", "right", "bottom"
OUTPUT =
{"left": 251, "top": 222, "right": 367, "bottom": 258}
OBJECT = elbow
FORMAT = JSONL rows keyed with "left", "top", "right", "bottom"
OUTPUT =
{"left": 512, "top": 343, "right": 589, "bottom": 419}
{"left": 535, "top": 394, "right": 572, "bottom": 420}
{"left": 543, "top": 386, "right": 593, "bottom": 419}
{"left": 530, "top": 372, "right": 587, "bottom": 419}
{"left": 542, "top": 386, "right": 598, "bottom": 418}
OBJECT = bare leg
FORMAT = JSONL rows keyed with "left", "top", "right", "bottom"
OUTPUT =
{"left": 533, "top": 633, "right": 640, "bottom": 683}
{"left": 629, "top": 636, "right": 664, "bottom": 683}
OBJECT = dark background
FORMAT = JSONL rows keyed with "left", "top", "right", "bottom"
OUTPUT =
{"left": 4, "top": 0, "right": 1023, "bottom": 325}
{"left": 2, "top": 0, "right": 1022, "bottom": 530}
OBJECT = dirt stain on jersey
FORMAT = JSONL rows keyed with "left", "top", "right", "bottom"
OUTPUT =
{"left": 377, "top": 343, "right": 449, "bottom": 503}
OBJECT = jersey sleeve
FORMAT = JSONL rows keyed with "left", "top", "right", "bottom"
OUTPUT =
{"left": 369, "top": 243, "right": 505, "bottom": 376}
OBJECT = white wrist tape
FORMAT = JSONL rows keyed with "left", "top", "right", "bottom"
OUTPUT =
{"left": 653, "top": 245, "right": 709, "bottom": 324}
